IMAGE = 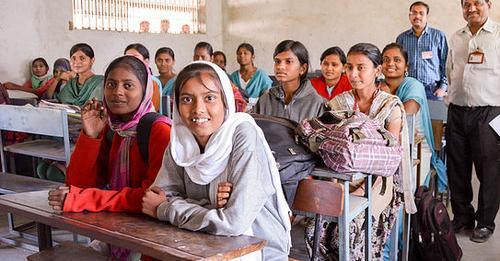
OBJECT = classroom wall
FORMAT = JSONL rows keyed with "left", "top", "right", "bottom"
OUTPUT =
{"left": 0, "top": 0, "right": 223, "bottom": 83}
{"left": 222, "top": 0, "right": 500, "bottom": 74}
{"left": 1, "top": 0, "right": 499, "bottom": 82}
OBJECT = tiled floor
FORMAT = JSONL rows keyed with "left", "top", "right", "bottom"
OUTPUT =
{"left": 0, "top": 175, "right": 498, "bottom": 260}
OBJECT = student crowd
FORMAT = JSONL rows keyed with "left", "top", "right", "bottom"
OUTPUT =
{"left": 0, "top": 0, "right": 498, "bottom": 260}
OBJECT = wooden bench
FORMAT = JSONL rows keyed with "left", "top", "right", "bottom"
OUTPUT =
{"left": 27, "top": 241, "right": 107, "bottom": 261}
{"left": 0, "top": 172, "right": 63, "bottom": 250}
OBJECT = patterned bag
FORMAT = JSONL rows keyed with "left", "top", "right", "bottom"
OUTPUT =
{"left": 298, "top": 110, "right": 402, "bottom": 176}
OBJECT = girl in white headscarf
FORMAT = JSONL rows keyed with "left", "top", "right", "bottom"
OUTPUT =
{"left": 142, "top": 61, "right": 291, "bottom": 260}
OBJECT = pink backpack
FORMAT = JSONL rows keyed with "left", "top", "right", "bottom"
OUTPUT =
{"left": 298, "top": 110, "right": 402, "bottom": 176}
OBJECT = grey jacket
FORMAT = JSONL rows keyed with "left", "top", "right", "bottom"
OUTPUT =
{"left": 154, "top": 122, "right": 290, "bottom": 260}
{"left": 254, "top": 80, "right": 326, "bottom": 123}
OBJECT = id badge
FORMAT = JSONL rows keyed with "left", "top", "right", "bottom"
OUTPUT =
{"left": 421, "top": 51, "right": 433, "bottom": 59}
{"left": 468, "top": 50, "right": 484, "bottom": 64}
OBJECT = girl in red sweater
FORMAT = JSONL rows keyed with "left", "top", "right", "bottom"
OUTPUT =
{"left": 48, "top": 55, "right": 171, "bottom": 213}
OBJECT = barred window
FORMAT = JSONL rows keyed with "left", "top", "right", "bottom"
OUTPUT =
{"left": 71, "top": 0, "right": 206, "bottom": 34}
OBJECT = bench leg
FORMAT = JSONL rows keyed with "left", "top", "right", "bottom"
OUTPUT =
{"left": 36, "top": 222, "right": 52, "bottom": 251}
{"left": 311, "top": 213, "right": 322, "bottom": 260}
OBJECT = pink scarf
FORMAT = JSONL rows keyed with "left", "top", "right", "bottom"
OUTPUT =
{"left": 102, "top": 60, "right": 157, "bottom": 260}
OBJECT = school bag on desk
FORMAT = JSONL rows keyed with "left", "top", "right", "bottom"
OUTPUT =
{"left": 297, "top": 110, "right": 402, "bottom": 176}
{"left": 251, "top": 113, "right": 317, "bottom": 206}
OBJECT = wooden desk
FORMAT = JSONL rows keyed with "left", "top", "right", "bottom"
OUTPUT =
{"left": 0, "top": 191, "right": 266, "bottom": 260}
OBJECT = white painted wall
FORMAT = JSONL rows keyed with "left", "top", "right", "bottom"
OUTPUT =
{"left": 222, "top": 0, "right": 500, "bottom": 74}
{"left": 1, "top": 0, "right": 499, "bottom": 82}
{"left": 0, "top": 0, "right": 223, "bottom": 83}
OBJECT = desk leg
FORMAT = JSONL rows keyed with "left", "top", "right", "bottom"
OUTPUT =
{"left": 339, "top": 180, "right": 350, "bottom": 261}
{"left": 36, "top": 222, "right": 52, "bottom": 251}
{"left": 364, "top": 176, "right": 372, "bottom": 261}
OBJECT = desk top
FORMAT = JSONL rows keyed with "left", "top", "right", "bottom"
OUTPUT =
{"left": 6, "top": 90, "right": 38, "bottom": 99}
{"left": 311, "top": 166, "right": 366, "bottom": 181}
{"left": 0, "top": 191, "right": 266, "bottom": 260}
{"left": 0, "top": 172, "right": 62, "bottom": 194}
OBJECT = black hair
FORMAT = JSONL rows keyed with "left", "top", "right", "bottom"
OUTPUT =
{"left": 173, "top": 63, "right": 226, "bottom": 110}
{"left": 70, "top": 43, "right": 95, "bottom": 58}
{"left": 194, "top": 42, "right": 213, "bottom": 56}
{"left": 382, "top": 42, "right": 409, "bottom": 64}
{"left": 347, "top": 43, "right": 382, "bottom": 67}
{"left": 104, "top": 56, "right": 149, "bottom": 96}
{"left": 410, "top": 1, "right": 430, "bottom": 14}
{"left": 32, "top": 57, "right": 49, "bottom": 69}
{"left": 213, "top": 51, "right": 227, "bottom": 66}
{"left": 124, "top": 43, "right": 150, "bottom": 60}
{"left": 273, "top": 40, "right": 310, "bottom": 83}
{"left": 320, "top": 47, "right": 347, "bottom": 64}
{"left": 237, "top": 43, "right": 255, "bottom": 55}
{"left": 155, "top": 47, "right": 175, "bottom": 60}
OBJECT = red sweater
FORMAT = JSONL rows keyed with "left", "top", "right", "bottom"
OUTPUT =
{"left": 64, "top": 121, "right": 171, "bottom": 213}
{"left": 310, "top": 74, "right": 352, "bottom": 100}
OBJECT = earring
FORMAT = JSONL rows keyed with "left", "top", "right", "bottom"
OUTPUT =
{"left": 404, "top": 71, "right": 409, "bottom": 77}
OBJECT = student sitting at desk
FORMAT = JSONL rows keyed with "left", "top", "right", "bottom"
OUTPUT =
{"left": 3, "top": 57, "right": 52, "bottom": 97}
{"left": 38, "top": 58, "right": 71, "bottom": 99}
{"left": 230, "top": 43, "right": 273, "bottom": 111}
{"left": 48, "top": 56, "right": 171, "bottom": 259}
{"left": 124, "top": 43, "right": 162, "bottom": 112}
{"left": 141, "top": 61, "right": 292, "bottom": 260}
{"left": 304, "top": 43, "right": 415, "bottom": 260}
{"left": 56, "top": 43, "right": 104, "bottom": 107}
{"left": 380, "top": 42, "right": 446, "bottom": 191}
{"left": 254, "top": 40, "right": 325, "bottom": 123}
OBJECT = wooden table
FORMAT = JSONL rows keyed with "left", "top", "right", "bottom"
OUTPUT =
{"left": 0, "top": 191, "right": 266, "bottom": 260}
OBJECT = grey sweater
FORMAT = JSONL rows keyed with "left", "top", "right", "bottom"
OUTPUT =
{"left": 154, "top": 122, "right": 290, "bottom": 260}
{"left": 254, "top": 80, "right": 326, "bottom": 123}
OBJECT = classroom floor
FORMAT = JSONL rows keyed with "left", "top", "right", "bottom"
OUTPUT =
{"left": 0, "top": 174, "right": 498, "bottom": 261}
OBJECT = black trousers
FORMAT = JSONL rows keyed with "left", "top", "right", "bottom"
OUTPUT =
{"left": 446, "top": 104, "right": 500, "bottom": 231}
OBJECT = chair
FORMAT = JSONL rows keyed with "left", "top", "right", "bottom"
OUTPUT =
{"left": 293, "top": 170, "right": 372, "bottom": 261}
{"left": 0, "top": 105, "right": 72, "bottom": 173}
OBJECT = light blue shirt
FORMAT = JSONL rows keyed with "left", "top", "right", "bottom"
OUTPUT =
{"left": 396, "top": 26, "right": 449, "bottom": 100}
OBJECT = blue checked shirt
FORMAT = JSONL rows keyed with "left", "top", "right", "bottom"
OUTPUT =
{"left": 396, "top": 26, "right": 449, "bottom": 99}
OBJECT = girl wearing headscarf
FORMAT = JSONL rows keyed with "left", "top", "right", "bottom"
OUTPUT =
{"left": 142, "top": 61, "right": 292, "bottom": 260}
{"left": 3, "top": 57, "right": 52, "bottom": 97}
{"left": 37, "top": 58, "right": 71, "bottom": 99}
{"left": 48, "top": 56, "right": 171, "bottom": 260}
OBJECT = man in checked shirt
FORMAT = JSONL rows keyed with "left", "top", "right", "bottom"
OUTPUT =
{"left": 396, "top": 1, "right": 448, "bottom": 101}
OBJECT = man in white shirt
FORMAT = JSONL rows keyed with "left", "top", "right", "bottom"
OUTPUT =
{"left": 446, "top": 0, "right": 500, "bottom": 243}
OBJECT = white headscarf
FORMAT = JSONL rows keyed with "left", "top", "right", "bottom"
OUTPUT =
{"left": 170, "top": 60, "right": 291, "bottom": 238}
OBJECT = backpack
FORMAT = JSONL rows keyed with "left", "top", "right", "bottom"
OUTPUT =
{"left": 105, "top": 112, "right": 166, "bottom": 162}
{"left": 410, "top": 184, "right": 463, "bottom": 261}
{"left": 297, "top": 110, "right": 402, "bottom": 177}
{"left": 251, "top": 113, "right": 317, "bottom": 206}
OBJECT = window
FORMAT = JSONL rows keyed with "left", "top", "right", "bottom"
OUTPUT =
{"left": 71, "top": 0, "right": 206, "bottom": 34}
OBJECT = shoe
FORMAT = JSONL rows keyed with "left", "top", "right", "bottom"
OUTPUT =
{"left": 470, "top": 227, "right": 493, "bottom": 243}
{"left": 452, "top": 219, "right": 474, "bottom": 234}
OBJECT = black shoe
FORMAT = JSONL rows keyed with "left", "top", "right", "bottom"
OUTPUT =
{"left": 452, "top": 219, "right": 474, "bottom": 234}
{"left": 470, "top": 227, "right": 493, "bottom": 243}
